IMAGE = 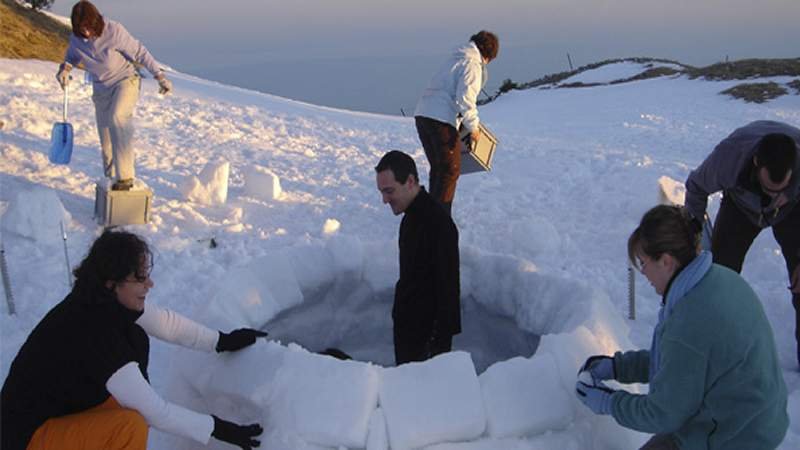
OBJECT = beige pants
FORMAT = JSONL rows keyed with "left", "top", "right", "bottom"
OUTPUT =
{"left": 92, "top": 76, "right": 140, "bottom": 181}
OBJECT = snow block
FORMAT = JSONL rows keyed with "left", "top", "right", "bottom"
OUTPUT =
{"left": 206, "top": 251, "right": 303, "bottom": 329}
{"left": 480, "top": 354, "right": 573, "bottom": 438}
{"left": 195, "top": 340, "right": 288, "bottom": 415}
{"left": 1, "top": 187, "right": 71, "bottom": 245}
{"left": 380, "top": 351, "right": 486, "bottom": 449}
{"left": 366, "top": 408, "right": 389, "bottom": 450}
{"left": 179, "top": 160, "right": 230, "bottom": 205}
{"left": 267, "top": 345, "right": 380, "bottom": 448}
{"left": 244, "top": 165, "right": 282, "bottom": 200}
{"left": 199, "top": 160, "right": 230, "bottom": 204}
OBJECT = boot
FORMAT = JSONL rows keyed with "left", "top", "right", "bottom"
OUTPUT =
{"left": 111, "top": 178, "right": 134, "bottom": 191}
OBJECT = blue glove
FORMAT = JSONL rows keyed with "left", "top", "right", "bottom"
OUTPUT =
{"left": 578, "top": 355, "right": 615, "bottom": 384}
{"left": 575, "top": 381, "right": 615, "bottom": 415}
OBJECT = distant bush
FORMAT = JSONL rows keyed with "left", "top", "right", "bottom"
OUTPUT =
{"left": 789, "top": 79, "right": 800, "bottom": 95}
{"left": 499, "top": 79, "right": 518, "bottom": 94}
{"left": 720, "top": 82, "right": 788, "bottom": 103}
{"left": 688, "top": 58, "right": 800, "bottom": 81}
{"left": 22, "top": 0, "right": 54, "bottom": 10}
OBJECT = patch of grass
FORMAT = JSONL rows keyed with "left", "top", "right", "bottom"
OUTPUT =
{"left": 788, "top": 79, "right": 800, "bottom": 95}
{"left": 0, "top": 0, "right": 70, "bottom": 63}
{"left": 687, "top": 58, "right": 800, "bottom": 81}
{"left": 720, "top": 82, "right": 788, "bottom": 103}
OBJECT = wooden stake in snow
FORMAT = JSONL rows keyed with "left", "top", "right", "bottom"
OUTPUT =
{"left": 1, "top": 241, "right": 15, "bottom": 315}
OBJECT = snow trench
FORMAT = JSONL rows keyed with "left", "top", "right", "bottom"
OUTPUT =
{"left": 170, "top": 235, "right": 644, "bottom": 449}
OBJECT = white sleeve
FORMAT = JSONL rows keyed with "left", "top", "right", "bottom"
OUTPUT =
{"left": 136, "top": 304, "right": 219, "bottom": 352}
{"left": 106, "top": 362, "right": 214, "bottom": 444}
{"left": 454, "top": 59, "right": 482, "bottom": 132}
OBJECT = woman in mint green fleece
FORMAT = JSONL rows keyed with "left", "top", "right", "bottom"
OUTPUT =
{"left": 576, "top": 205, "right": 788, "bottom": 450}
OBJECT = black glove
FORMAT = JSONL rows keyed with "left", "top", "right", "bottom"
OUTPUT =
{"left": 216, "top": 328, "right": 268, "bottom": 352}
{"left": 211, "top": 415, "right": 263, "bottom": 449}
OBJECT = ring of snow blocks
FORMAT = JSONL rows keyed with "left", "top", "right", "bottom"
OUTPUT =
{"left": 379, "top": 351, "right": 486, "bottom": 449}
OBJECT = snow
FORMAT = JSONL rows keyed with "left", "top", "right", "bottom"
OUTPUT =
{"left": 2, "top": 57, "right": 800, "bottom": 450}
{"left": 559, "top": 61, "right": 682, "bottom": 85}
{"left": 2, "top": 187, "right": 71, "bottom": 245}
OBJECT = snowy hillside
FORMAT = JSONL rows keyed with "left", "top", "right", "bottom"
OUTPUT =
{"left": 2, "top": 59, "right": 800, "bottom": 449}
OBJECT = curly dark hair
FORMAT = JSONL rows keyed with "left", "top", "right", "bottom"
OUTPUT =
{"left": 72, "top": 230, "right": 152, "bottom": 302}
{"left": 71, "top": 1, "right": 105, "bottom": 39}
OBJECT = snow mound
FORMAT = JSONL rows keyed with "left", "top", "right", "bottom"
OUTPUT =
{"left": 1, "top": 187, "right": 71, "bottom": 245}
{"left": 560, "top": 61, "right": 682, "bottom": 85}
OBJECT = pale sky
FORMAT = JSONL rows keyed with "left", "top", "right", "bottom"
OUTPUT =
{"left": 51, "top": 0, "right": 800, "bottom": 113}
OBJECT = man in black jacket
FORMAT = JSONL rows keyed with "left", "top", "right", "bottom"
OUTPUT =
{"left": 375, "top": 150, "right": 461, "bottom": 365}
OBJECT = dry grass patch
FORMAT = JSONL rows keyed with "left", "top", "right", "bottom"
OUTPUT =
{"left": 720, "top": 82, "right": 788, "bottom": 103}
{"left": 688, "top": 58, "right": 800, "bottom": 81}
{"left": 0, "top": 0, "right": 70, "bottom": 62}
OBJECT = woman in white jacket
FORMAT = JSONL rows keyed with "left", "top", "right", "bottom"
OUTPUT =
{"left": 414, "top": 30, "right": 499, "bottom": 216}
{"left": 1, "top": 230, "right": 265, "bottom": 450}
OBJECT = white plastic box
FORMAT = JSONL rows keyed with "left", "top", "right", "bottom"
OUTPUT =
{"left": 460, "top": 123, "right": 498, "bottom": 174}
{"left": 94, "top": 182, "right": 152, "bottom": 226}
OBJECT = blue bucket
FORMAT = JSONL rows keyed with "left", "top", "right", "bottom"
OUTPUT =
{"left": 49, "top": 122, "right": 74, "bottom": 164}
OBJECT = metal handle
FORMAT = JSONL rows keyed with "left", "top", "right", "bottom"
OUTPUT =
{"left": 63, "top": 81, "right": 69, "bottom": 122}
{"left": 1, "top": 241, "right": 15, "bottom": 315}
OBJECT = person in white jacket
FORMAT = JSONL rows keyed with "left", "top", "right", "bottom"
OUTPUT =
{"left": 1, "top": 230, "right": 265, "bottom": 450}
{"left": 414, "top": 30, "right": 499, "bottom": 216}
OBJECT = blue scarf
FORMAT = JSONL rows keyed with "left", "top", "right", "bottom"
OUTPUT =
{"left": 649, "top": 251, "right": 713, "bottom": 378}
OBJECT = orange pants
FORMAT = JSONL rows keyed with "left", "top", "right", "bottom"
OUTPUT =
{"left": 27, "top": 397, "right": 148, "bottom": 450}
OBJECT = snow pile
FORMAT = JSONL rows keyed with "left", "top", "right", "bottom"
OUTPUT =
{"left": 1, "top": 187, "right": 71, "bottom": 245}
